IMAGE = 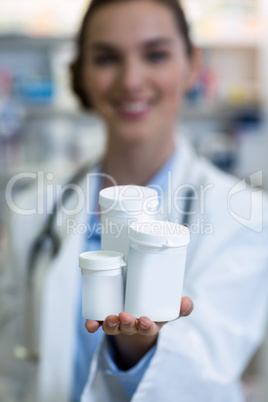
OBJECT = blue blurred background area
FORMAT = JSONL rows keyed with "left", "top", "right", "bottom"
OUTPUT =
{"left": 0, "top": 2, "right": 268, "bottom": 400}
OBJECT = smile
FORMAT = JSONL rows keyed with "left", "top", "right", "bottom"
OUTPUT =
{"left": 114, "top": 100, "right": 154, "bottom": 119}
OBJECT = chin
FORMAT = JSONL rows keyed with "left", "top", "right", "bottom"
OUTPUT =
{"left": 117, "top": 129, "right": 152, "bottom": 145}
{"left": 110, "top": 122, "right": 154, "bottom": 145}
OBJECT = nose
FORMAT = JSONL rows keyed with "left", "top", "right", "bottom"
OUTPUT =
{"left": 118, "top": 58, "right": 144, "bottom": 92}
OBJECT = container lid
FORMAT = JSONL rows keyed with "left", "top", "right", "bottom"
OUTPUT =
{"left": 129, "top": 221, "right": 190, "bottom": 248}
{"left": 79, "top": 251, "right": 126, "bottom": 271}
{"left": 99, "top": 185, "right": 158, "bottom": 214}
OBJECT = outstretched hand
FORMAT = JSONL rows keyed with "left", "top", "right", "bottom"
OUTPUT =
{"left": 85, "top": 296, "right": 193, "bottom": 336}
{"left": 85, "top": 296, "right": 193, "bottom": 369}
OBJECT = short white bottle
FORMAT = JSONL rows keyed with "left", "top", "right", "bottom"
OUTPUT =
{"left": 99, "top": 185, "right": 159, "bottom": 262}
{"left": 125, "top": 221, "right": 190, "bottom": 322}
{"left": 79, "top": 251, "right": 126, "bottom": 320}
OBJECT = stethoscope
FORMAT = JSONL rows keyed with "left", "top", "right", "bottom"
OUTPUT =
{"left": 13, "top": 161, "right": 194, "bottom": 363}
{"left": 13, "top": 161, "right": 94, "bottom": 363}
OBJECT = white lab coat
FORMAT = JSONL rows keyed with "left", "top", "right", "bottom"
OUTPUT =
{"left": 1, "top": 139, "right": 268, "bottom": 402}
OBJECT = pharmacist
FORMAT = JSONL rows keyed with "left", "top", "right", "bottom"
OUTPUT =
{"left": 1, "top": 0, "right": 268, "bottom": 401}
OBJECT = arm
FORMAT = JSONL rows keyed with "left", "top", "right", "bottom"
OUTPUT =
{"left": 82, "top": 220, "right": 268, "bottom": 402}
{"left": 85, "top": 296, "right": 193, "bottom": 369}
{"left": 81, "top": 298, "right": 193, "bottom": 401}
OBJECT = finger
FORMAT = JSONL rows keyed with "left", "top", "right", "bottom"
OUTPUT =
{"left": 180, "top": 296, "right": 194, "bottom": 317}
{"left": 137, "top": 316, "right": 161, "bottom": 337}
{"left": 102, "top": 315, "right": 120, "bottom": 335}
{"left": 85, "top": 320, "right": 101, "bottom": 334}
{"left": 119, "top": 312, "right": 138, "bottom": 335}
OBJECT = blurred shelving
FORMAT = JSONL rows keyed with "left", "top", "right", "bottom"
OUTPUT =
{"left": 0, "top": 34, "right": 72, "bottom": 47}
{"left": 181, "top": 101, "right": 262, "bottom": 120}
{"left": 11, "top": 101, "right": 259, "bottom": 121}
{"left": 0, "top": 30, "right": 266, "bottom": 183}
{"left": 195, "top": 38, "right": 262, "bottom": 48}
{"left": 0, "top": 2, "right": 267, "bottom": 197}
{"left": 0, "top": 0, "right": 88, "bottom": 36}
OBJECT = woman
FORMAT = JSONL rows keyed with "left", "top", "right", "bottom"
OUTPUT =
{"left": 1, "top": 1, "right": 268, "bottom": 401}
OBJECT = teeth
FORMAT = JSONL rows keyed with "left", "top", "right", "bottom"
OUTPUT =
{"left": 120, "top": 102, "right": 148, "bottom": 113}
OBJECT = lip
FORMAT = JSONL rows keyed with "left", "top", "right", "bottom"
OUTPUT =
{"left": 113, "top": 99, "right": 155, "bottom": 120}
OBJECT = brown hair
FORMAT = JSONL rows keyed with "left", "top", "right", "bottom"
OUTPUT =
{"left": 70, "top": 0, "right": 193, "bottom": 109}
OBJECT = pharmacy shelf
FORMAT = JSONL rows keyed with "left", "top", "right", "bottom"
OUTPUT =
{"left": 19, "top": 102, "right": 261, "bottom": 123}
{"left": 23, "top": 104, "right": 92, "bottom": 120}
{"left": 181, "top": 102, "right": 261, "bottom": 121}
{"left": 0, "top": 34, "right": 73, "bottom": 49}
{"left": 0, "top": 33, "right": 262, "bottom": 50}
{"left": 194, "top": 37, "right": 262, "bottom": 49}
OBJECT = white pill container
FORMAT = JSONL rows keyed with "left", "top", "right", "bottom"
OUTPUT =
{"left": 125, "top": 221, "right": 190, "bottom": 322}
{"left": 99, "top": 186, "right": 159, "bottom": 262}
{"left": 79, "top": 251, "right": 126, "bottom": 320}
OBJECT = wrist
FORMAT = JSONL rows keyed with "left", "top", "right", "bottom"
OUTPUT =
{"left": 109, "top": 333, "right": 158, "bottom": 370}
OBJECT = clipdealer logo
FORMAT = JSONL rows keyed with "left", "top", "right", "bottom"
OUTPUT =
{"left": 5, "top": 170, "right": 215, "bottom": 235}
{"left": 7, "top": 169, "right": 264, "bottom": 234}
{"left": 227, "top": 171, "right": 263, "bottom": 233}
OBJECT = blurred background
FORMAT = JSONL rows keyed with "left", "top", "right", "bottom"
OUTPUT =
{"left": 0, "top": 1, "right": 268, "bottom": 400}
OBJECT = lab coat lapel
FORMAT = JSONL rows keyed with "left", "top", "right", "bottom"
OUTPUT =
{"left": 37, "top": 165, "right": 101, "bottom": 402}
{"left": 37, "top": 223, "right": 84, "bottom": 402}
{"left": 161, "top": 137, "right": 202, "bottom": 223}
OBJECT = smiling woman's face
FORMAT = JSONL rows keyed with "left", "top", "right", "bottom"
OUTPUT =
{"left": 82, "top": 0, "right": 195, "bottom": 146}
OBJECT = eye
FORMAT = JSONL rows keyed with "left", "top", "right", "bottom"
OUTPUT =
{"left": 94, "top": 54, "right": 119, "bottom": 66}
{"left": 146, "top": 50, "right": 169, "bottom": 63}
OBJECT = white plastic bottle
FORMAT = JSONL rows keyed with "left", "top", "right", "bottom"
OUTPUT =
{"left": 79, "top": 250, "right": 126, "bottom": 320}
{"left": 99, "top": 185, "right": 159, "bottom": 261}
{"left": 125, "top": 220, "right": 190, "bottom": 321}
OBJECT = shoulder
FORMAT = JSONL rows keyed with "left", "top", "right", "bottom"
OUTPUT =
{"left": 175, "top": 140, "right": 268, "bottom": 260}
{"left": 7, "top": 162, "right": 101, "bottom": 266}
{"left": 199, "top": 153, "right": 267, "bottom": 232}
{"left": 179, "top": 139, "right": 267, "bottom": 224}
